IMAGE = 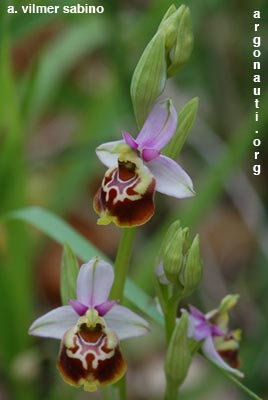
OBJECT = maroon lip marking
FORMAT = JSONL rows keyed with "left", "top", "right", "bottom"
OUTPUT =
{"left": 94, "top": 162, "right": 156, "bottom": 227}
{"left": 57, "top": 324, "right": 126, "bottom": 391}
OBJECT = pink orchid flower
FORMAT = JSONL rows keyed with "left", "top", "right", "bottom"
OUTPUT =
{"left": 29, "top": 257, "right": 149, "bottom": 392}
{"left": 185, "top": 300, "right": 243, "bottom": 378}
{"left": 94, "top": 99, "right": 194, "bottom": 227}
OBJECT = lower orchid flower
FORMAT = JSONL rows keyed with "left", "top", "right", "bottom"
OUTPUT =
{"left": 29, "top": 257, "right": 150, "bottom": 392}
{"left": 184, "top": 295, "right": 243, "bottom": 378}
{"left": 94, "top": 98, "right": 194, "bottom": 227}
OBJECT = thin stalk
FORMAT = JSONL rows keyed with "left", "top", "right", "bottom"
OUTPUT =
{"left": 115, "top": 377, "right": 127, "bottom": 400}
{"left": 164, "top": 379, "right": 179, "bottom": 400}
{"left": 164, "top": 292, "right": 184, "bottom": 399}
{"left": 104, "top": 228, "right": 136, "bottom": 400}
{"left": 207, "top": 360, "right": 263, "bottom": 400}
{"left": 164, "top": 300, "right": 178, "bottom": 343}
{"left": 110, "top": 228, "right": 136, "bottom": 301}
{"left": 166, "top": 287, "right": 185, "bottom": 339}
{"left": 100, "top": 384, "right": 121, "bottom": 400}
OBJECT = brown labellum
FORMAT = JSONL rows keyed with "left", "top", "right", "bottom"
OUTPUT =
{"left": 94, "top": 161, "right": 156, "bottom": 227}
{"left": 218, "top": 348, "right": 240, "bottom": 369}
{"left": 57, "top": 324, "right": 126, "bottom": 392}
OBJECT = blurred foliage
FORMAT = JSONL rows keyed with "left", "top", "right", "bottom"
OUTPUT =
{"left": 0, "top": 0, "right": 267, "bottom": 399}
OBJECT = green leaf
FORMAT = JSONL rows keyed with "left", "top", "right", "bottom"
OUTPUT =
{"left": 1, "top": 207, "right": 163, "bottom": 326}
{"left": 0, "top": 19, "right": 33, "bottom": 369}
{"left": 60, "top": 243, "right": 79, "bottom": 305}
{"left": 163, "top": 97, "right": 199, "bottom": 159}
{"left": 3, "top": 207, "right": 102, "bottom": 260}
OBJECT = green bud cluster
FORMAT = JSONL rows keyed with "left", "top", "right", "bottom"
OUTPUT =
{"left": 131, "top": 4, "right": 194, "bottom": 127}
{"left": 161, "top": 220, "right": 203, "bottom": 297}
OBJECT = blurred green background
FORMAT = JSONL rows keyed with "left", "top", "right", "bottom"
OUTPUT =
{"left": 0, "top": 0, "right": 267, "bottom": 399}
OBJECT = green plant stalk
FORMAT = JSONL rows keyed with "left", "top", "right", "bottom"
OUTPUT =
{"left": 163, "top": 293, "right": 184, "bottom": 400}
{"left": 101, "top": 383, "right": 124, "bottom": 400}
{"left": 164, "top": 378, "right": 179, "bottom": 400}
{"left": 164, "top": 299, "right": 178, "bottom": 344}
{"left": 108, "top": 227, "right": 136, "bottom": 400}
{"left": 110, "top": 228, "right": 137, "bottom": 301}
{"left": 205, "top": 358, "right": 263, "bottom": 400}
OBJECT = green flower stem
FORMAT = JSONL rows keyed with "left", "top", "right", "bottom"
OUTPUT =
{"left": 115, "top": 377, "right": 127, "bottom": 400}
{"left": 164, "top": 293, "right": 183, "bottom": 400}
{"left": 222, "top": 373, "right": 263, "bottom": 400}
{"left": 101, "top": 378, "right": 126, "bottom": 400}
{"left": 108, "top": 228, "right": 136, "bottom": 400}
{"left": 164, "top": 378, "right": 179, "bottom": 400}
{"left": 110, "top": 227, "right": 136, "bottom": 301}
{"left": 205, "top": 357, "right": 263, "bottom": 400}
{"left": 101, "top": 228, "right": 136, "bottom": 400}
{"left": 165, "top": 288, "right": 184, "bottom": 343}
{"left": 164, "top": 300, "right": 178, "bottom": 343}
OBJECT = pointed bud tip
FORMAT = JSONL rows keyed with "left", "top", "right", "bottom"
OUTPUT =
{"left": 219, "top": 294, "right": 239, "bottom": 313}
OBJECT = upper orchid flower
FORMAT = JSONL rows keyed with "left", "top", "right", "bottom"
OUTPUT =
{"left": 29, "top": 257, "right": 149, "bottom": 392}
{"left": 184, "top": 295, "right": 243, "bottom": 378}
{"left": 94, "top": 99, "right": 194, "bottom": 227}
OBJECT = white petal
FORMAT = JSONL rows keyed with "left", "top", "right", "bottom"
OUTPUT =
{"left": 104, "top": 304, "right": 150, "bottom": 340}
{"left": 202, "top": 336, "right": 244, "bottom": 378}
{"left": 147, "top": 154, "right": 195, "bottom": 198}
{"left": 28, "top": 306, "right": 78, "bottom": 339}
{"left": 96, "top": 140, "right": 124, "bottom": 168}
{"left": 77, "top": 258, "right": 114, "bottom": 307}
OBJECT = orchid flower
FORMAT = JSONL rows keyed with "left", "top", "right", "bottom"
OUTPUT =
{"left": 184, "top": 295, "right": 243, "bottom": 378}
{"left": 29, "top": 257, "right": 149, "bottom": 392}
{"left": 94, "top": 99, "right": 194, "bottom": 227}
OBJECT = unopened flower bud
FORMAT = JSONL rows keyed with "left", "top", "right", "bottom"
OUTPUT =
{"left": 131, "top": 32, "right": 167, "bottom": 127}
{"left": 159, "top": 220, "right": 182, "bottom": 283}
{"left": 163, "top": 225, "right": 189, "bottom": 284}
{"left": 180, "top": 234, "right": 203, "bottom": 296}
{"left": 161, "top": 220, "right": 181, "bottom": 249}
{"left": 159, "top": 221, "right": 203, "bottom": 297}
{"left": 159, "top": 5, "right": 193, "bottom": 77}
{"left": 131, "top": 4, "right": 193, "bottom": 127}
{"left": 165, "top": 312, "right": 191, "bottom": 388}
